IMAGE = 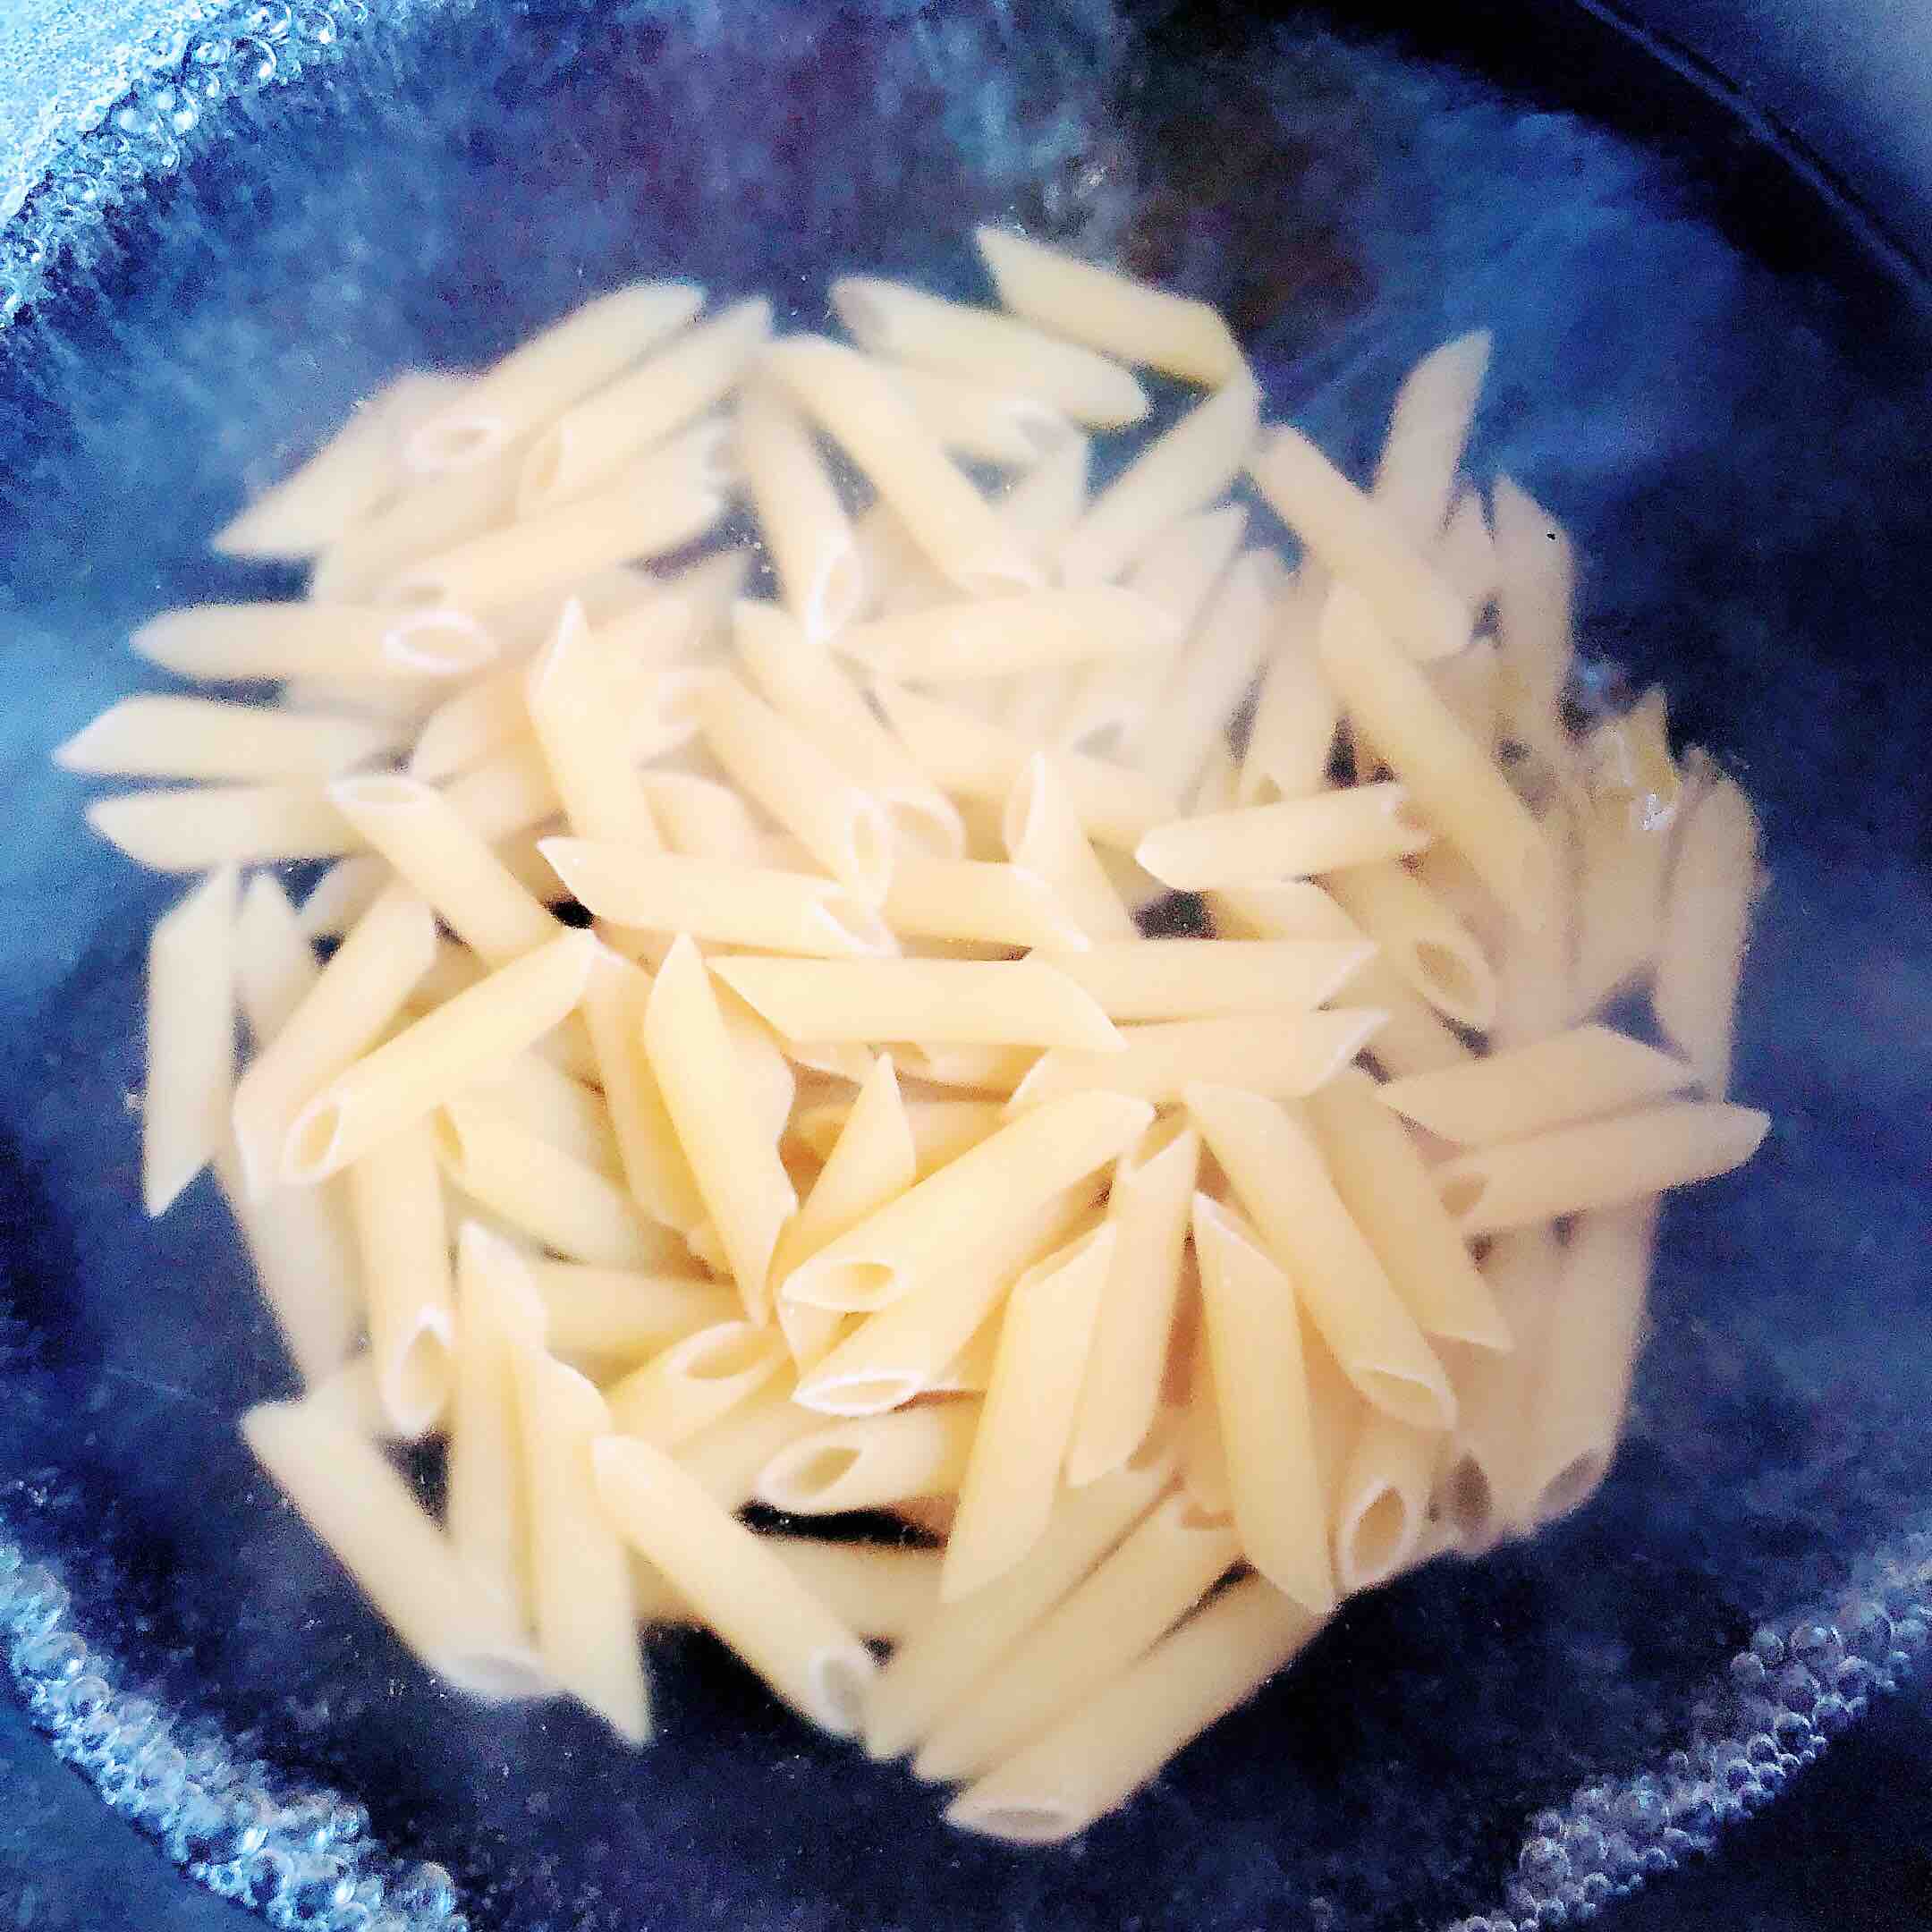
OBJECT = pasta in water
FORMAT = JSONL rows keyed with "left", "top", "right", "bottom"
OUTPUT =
{"left": 65, "top": 242, "right": 1768, "bottom": 1847}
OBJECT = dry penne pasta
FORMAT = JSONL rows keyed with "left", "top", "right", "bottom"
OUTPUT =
{"left": 296, "top": 852, "right": 391, "bottom": 940}
{"left": 57, "top": 696, "right": 404, "bottom": 782}
{"left": 837, "top": 587, "right": 1176, "bottom": 682}
{"left": 735, "top": 382, "right": 868, "bottom": 639}
{"left": 132, "top": 601, "right": 496, "bottom": 682}
{"left": 89, "top": 785, "right": 358, "bottom": 872}
{"left": 1035, "top": 938, "right": 1372, "bottom": 1021}
{"left": 1332, "top": 1407, "right": 1437, "bottom": 1592}
{"left": 1372, "top": 331, "right": 1492, "bottom": 541}
{"left": 756, "top": 1401, "right": 980, "bottom": 1514}
{"left": 1137, "top": 781, "right": 1432, "bottom": 890}
{"left": 883, "top": 362, "right": 1072, "bottom": 468}
{"left": 526, "top": 1264, "right": 734, "bottom": 1366}
{"left": 1324, "top": 858, "right": 1496, "bottom": 1028}
{"left": 1491, "top": 476, "right": 1576, "bottom": 775}
{"left": 142, "top": 866, "right": 237, "bottom": 1216}
{"left": 606, "top": 1320, "right": 789, "bottom": 1446}
{"left": 233, "top": 874, "right": 320, "bottom": 1047}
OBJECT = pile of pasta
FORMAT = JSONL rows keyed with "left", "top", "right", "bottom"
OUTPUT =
{"left": 59, "top": 229, "right": 1771, "bottom": 1845}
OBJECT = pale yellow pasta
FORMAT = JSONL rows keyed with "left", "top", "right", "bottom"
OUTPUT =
{"left": 735, "top": 383, "right": 867, "bottom": 638}
{"left": 1038, "top": 938, "right": 1371, "bottom": 1023}
{"left": 241, "top": 1394, "right": 545, "bottom": 1699}
{"left": 1001, "top": 753, "right": 1139, "bottom": 944}
{"left": 786, "top": 1097, "right": 1003, "bottom": 1172}
{"left": 296, "top": 853, "right": 391, "bottom": 940}
{"left": 1059, "top": 369, "right": 1261, "bottom": 587}
{"left": 606, "top": 1319, "right": 790, "bottom": 1446}
{"left": 780, "top": 1091, "right": 1148, "bottom": 1314}
{"left": 1490, "top": 477, "right": 1576, "bottom": 775}
{"left": 408, "top": 279, "right": 704, "bottom": 474}
{"left": 1426, "top": 634, "right": 1501, "bottom": 754}
{"left": 440, "top": 739, "right": 567, "bottom": 843}
{"left": 758, "top": 1539, "right": 942, "bottom": 1643}
{"left": 1487, "top": 801, "right": 1577, "bottom": 1046}
{"left": 1302, "top": 1322, "right": 1364, "bottom": 1519}
{"left": 916, "top": 1490, "right": 1239, "bottom": 1783}
{"left": 997, "top": 432, "right": 1091, "bottom": 558}
{"left": 233, "top": 875, "right": 320, "bottom": 1047}
{"left": 388, "top": 427, "right": 728, "bottom": 608}
{"left": 1371, "top": 331, "right": 1492, "bottom": 542}
{"left": 1377, "top": 1024, "right": 1692, "bottom": 1145}
{"left": 447, "top": 1223, "right": 547, "bottom": 1629}
{"left": 890, "top": 1042, "right": 1037, "bottom": 1097}
{"left": 1324, "top": 858, "right": 1496, "bottom": 1028}
{"left": 973, "top": 228, "right": 1243, "bottom": 388}
{"left": 213, "top": 370, "right": 461, "bottom": 559}
{"left": 1064, "top": 1120, "right": 1198, "bottom": 1486}
{"left": 1186, "top": 1084, "right": 1454, "bottom": 1431}
{"left": 837, "top": 587, "right": 1176, "bottom": 682}
{"left": 89, "top": 785, "right": 358, "bottom": 872}
{"left": 756, "top": 1400, "right": 980, "bottom": 1513}
{"left": 850, "top": 498, "right": 957, "bottom": 619}
{"left": 1654, "top": 775, "right": 1761, "bottom": 1096}
{"left": 1436, "top": 494, "right": 1497, "bottom": 612}
{"left": 1250, "top": 428, "right": 1470, "bottom": 664}
{"left": 883, "top": 855, "right": 1092, "bottom": 953}
{"left": 518, "top": 298, "right": 770, "bottom": 513}
{"left": 637, "top": 770, "right": 766, "bottom": 864}
{"left": 945, "top": 1575, "right": 1321, "bottom": 1843}
{"left": 794, "top": 1189, "right": 1096, "bottom": 1416}
{"left": 56, "top": 695, "right": 402, "bottom": 784}
{"left": 509, "top": 1347, "right": 651, "bottom": 1742}
{"left": 281, "top": 928, "right": 597, "bottom": 1184}
{"left": 1333, "top": 1408, "right": 1437, "bottom": 1592}
{"left": 711, "top": 956, "right": 1120, "bottom": 1054}
{"left": 863, "top": 1441, "right": 1173, "bottom": 1758}
{"left": 133, "top": 601, "right": 496, "bottom": 683}
{"left": 716, "top": 987, "right": 798, "bottom": 1153}
{"left": 1524, "top": 1198, "right": 1659, "bottom": 1524}
{"left": 640, "top": 936, "right": 797, "bottom": 1320}
{"left": 883, "top": 362, "right": 1073, "bottom": 468}
{"left": 544, "top": 843, "right": 894, "bottom": 960}
{"left": 526, "top": 1263, "right": 733, "bottom": 1366}
{"left": 1136, "top": 781, "right": 1433, "bottom": 891}
{"left": 346, "top": 1119, "right": 454, "bottom": 1439}
{"left": 1176, "top": 1311, "right": 1232, "bottom": 1521}
{"left": 591, "top": 1433, "right": 876, "bottom": 1733}
{"left": 1238, "top": 572, "right": 1336, "bottom": 804}
{"left": 766, "top": 335, "right": 1039, "bottom": 597}
{"left": 1317, "top": 582, "right": 1553, "bottom": 932}
{"left": 1436, "top": 1102, "right": 1770, "bottom": 1234}
{"left": 142, "top": 867, "right": 237, "bottom": 1217}
{"left": 462, "top": 1049, "right": 619, "bottom": 1176}
{"left": 941, "top": 1223, "right": 1114, "bottom": 1600}
{"left": 1191, "top": 1194, "right": 1336, "bottom": 1612}
{"left": 769, "top": 1055, "right": 917, "bottom": 1287}
{"left": 673, "top": 1369, "right": 824, "bottom": 1510}
{"left": 1571, "top": 790, "right": 1671, "bottom": 1013}
{"left": 832, "top": 275, "right": 1149, "bottom": 428}
{"left": 1005, "top": 1009, "right": 1382, "bottom": 1113}
{"left": 1303, "top": 1068, "right": 1510, "bottom": 1352}
{"left": 1190, "top": 741, "right": 1242, "bottom": 817}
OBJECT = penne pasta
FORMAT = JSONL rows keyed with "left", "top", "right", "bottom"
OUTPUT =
{"left": 89, "top": 785, "right": 357, "bottom": 873}
{"left": 998, "top": 432, "right": 1091, "bottom": 557}
{"left": 836, "top": 588, "right": 1177, "bottom": 682}
{"left": 57, "top": 696, "right": 402, "bottom": 783}
{"left": 1324, "top": 859, "right": 1496, "bottom": 1029}
{"left": 735, "top": 382, "right": 867, "bottom": 638}
{"left": 756, "top": 1538, "right": 942, "bottom": 1643}
{"left": 527, "top": 1263, "right": 733, "bottom": 1365}
{"left": 1332, "top": 1408, "right": 1437, "bottom": 1592}
{"left": 673, "top": 1369, "right": 823, "bottom": 1511}
{"left": 606, "top": 1319, "right": 789, "bottom": 1446}
{"left": 1490, "top": 477, "right": 1576, "bottom": 775}
{"left": 1136, "top": 781, "right": 1433, "bottom": 892}
{"left": 233, "top": 874, "right": 321, "bottom": 1048}
{"left": 638, "top": 770, "right": 767, "bottom": 865}
{"left": 132, "top": 601, "right": 495, "bottom": 683}
{"left": 883, "top": 362, "right": 1072, "bottom": 468}
{"left": 756, "top": 1401, "right": 980, "bottom": 1513}
{"left": 296, "top": 852, "right": 391, "bottom": 940}
{"left": 347, "top": 1119, "right": 454, "bottom": 1439}
{"left": 1036, "top": 937, "right": 1372, "bottom": 1022}
{"left": 1238, "top": 570, "right": 1336, "bottom": 804}
{"left": 142, "top": 867, "right": 237, "bottom": 1216}
{"left": 1002, "top": 753, "right": 1140, "bottom": 943}
{"left": 885, "top": 854, "right": 1092, "bottom": 953}
{"left": 1571, "top": 789, "right": 1672, "bottom": 1014}
{"left": 1372, "top": 332, "right": 1492, "bottom": 540}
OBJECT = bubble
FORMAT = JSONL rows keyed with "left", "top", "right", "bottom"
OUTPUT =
{"left": 242, "top": 1845, "right": 296, "bottom": 1911}
{"left": 4, "top": 1564, "right": 71, "bottom": 1636}
{"left": 165, "top": 1786, "right": 232, "bottom": 1865}
{"left": 1518, "top": 1836, "right": 1571, "bottom": 1885}
{"left": 1773, "top": 1707, "right": 1814, "bottom": 1751}
{"left": 207, "top": 1859, "right": 251, "bottom": 1901}
{"left": 16, "top": 1626, "right": 87, "bottom": 1683}
{"left": 1811, "top": 1692, "right": 1853, "bottom": 1735}
{"left": 295, "top": 11, "right": 337, "bottom": 47}
{"left": 1726, "top": 1650, "right": 1767, "bottom": 1692}
{"left": 247, "top": 2, "right": 295, "bottom": 40}
{"left": 326, "top": 1908, "right": 375, "bottom": 1932}
{"left": 390, "top": 1861, "right": 457, "bottom": 1918}
{"left": 1788, "top": 1623, "right": 1843, "bottom": 1672}
{"left": 1748, "top": 1628, "right": 1785, "bottom": 1670}
{"left": 1577, "top": 1874, "right": 1613, "bottom": 1909}
{"left": 1744, "top": 1732, "right": 1781, "bottom": 1766}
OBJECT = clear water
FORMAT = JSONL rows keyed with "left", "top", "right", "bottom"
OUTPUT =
{"left": 0, "top": 3, "right": 1929, "bottom": 1928}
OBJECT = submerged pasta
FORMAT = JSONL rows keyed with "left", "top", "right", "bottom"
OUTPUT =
{"left": 72, "top": 242, "right": 1770, "bottom": 1849}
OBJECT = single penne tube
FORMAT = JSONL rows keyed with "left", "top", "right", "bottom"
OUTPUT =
{"left": 1066, "top": 1121, "right": 1199, "bottom": 1486}
{"left": 786, "top": 1097, "right": 1004, "bottom": 1173}
{"left": 890, "top": 1042, "right": 1037, "bottom": 1097}
{"left": 641, "top": 936, "right": 798, "bottom": 1320}
{"left": 509, "top": 1348, "right": 651, "bottom": 1741}
{"left": 770, "top": 1055, "right": 917, "bottom": 1285}
{"left": 638, "top": 770, "right": 766, "bottom": 865}
{"left": 1237, "top": 580, "right": 1336, "bottom": 806}
{"left": 765, "top": 336, "right": 1039, "bottom": 597}
{"left": 1317, "top": 583, "right": 1553, "bottom": 932}
{"left": 56, "top": 696, "right": 402, "bottom": 783}
{"left": 296, "top": 852, "right": 391, "bottom": 940}
{"left": 1250, "top": 427, "right": 1471, "bottom": 663}
{"left": 1377, "top": 1024, "right": 1693, "bottom": 1145}
{"left": 758, "top": 1538, "right": 942, "bottom": 1643}
{"left": 1301, "top": 1319, "right": 1363, "bottom": 1519}
{"left": 1002, "top": 752, "right": 1139, "bottom": 943}
{"left": 731, "top": 600, "right": 962, "bottom": 856}
{"left": 447, "top": 1224, "right": 548, "bottom": 1629}
{"left": 89, "top": 785, "right": 357, "bottom": 873}
{"left": 436, "top": 1097, "right": 662, "bottom": 1268}
{"left": 1186, "top": 1084, "right": 1454, "bottom": 1431}
{"left": 544, "top": 843, "right": 894, "bottom": 960}
{"left": 1303, "top": 1067, "right": 1509, "bottom": 1352}
{"left": 940, "top": 1224, "right": 1113, "bottom": 1601}
{"left": 408, "top": 667, "right": 529, "bottom": 783}
{"left": 231, "top": 886, "right": 437, "bottom": 1194}
{"left": 242, "top": 1394, "right": 545, "bottom": 1699}
{"left": 281, "top": 928, "right": 597, "bottom": 1184}
{"left": 408, "top": 278, "right": 705, "bottom": 473}
{"left": 606, "top": 1319, "right": 790, "bottom": 1446}
{"left": 1490, "top": 477, "right": 1576, "bottom": 774}
{"left": 885, "top": 854, "right": 1092, "bottom": 953}
{"left": 131, "top": 601, "right": 495, "bottom": 683}
{"left": 1177, "top": 1311, "right": 1232, "bottom": 1521}
{"left": 672, "top": 1368, "right": 823, "bottom": 1509}
{"left": 874, "top": 678, "right": 1175, "bottom": 850}
{"left": 1191, "top": 1194, "right": 1336, "bottom": 1611}
{"left": 973, "top": 228, "right": 1243, "bottom": 387}
{"left": 1435, "top": 491, "right": 1499, "bottom": 614}
{"left": 700, "top": 671, "right": 893, "bottom": 903}
{"left": 736, "top": 384, "right": 867, "bottom": 638}
{"left": 795, "top": 1188, "right": 1097, "bottom": 1416}
{"left": 836, "top": 588, "right": 1176, "bottom": 682}
{"left": 755, "top": 1401, "right": 981, "bottom": 1513}
{"left": 945, "top": 1574, "right": 1321, "bottom": 1843}
{"left": 862, "top": 1436, "right": 1174, "bottom": 1759}
{"left": 234, "top": 873, "right": 320, "bottom": 1048}
{"left": 1323, "top": 858, "right": 1496, "bottom": 1029}
{"left": 347, "top": 1119, "right": 455, "bottom": 1439}
{"left": 1653, "top": 775, "right": 1761, "bottom": 1097}
{"left": 884, "top": 362, "right": 1072, "bottom": 468}
{"left": 519, "top": 299, "right": 770, "bottom": 513}
{"left": 1035, "top": 938, "right": 1372, "bottom": 1022}
{"left": 331, "top": 773, "right": 557, "bottom": 965}
{"left": 523, "top": 601, "right": 664, "bottom": 852}
{"left": 1428, "top": 632, "right": 1501, "bottom": 752}
{"left": 850, "top": 497, "right": 957, "bottom": 618}
{"left": 1136, "top": 781, "right": 1432, "bottom": 892}
{"left": 831, "top": 275, "right": 1149, "bottom": 427}
{"left": 709, "top": 956, "right": 1122, "bottom": 1054}
{"left": 1331, "top": 1407, "right": 1439, "bottom": 1592}
{"left": 143, "top": 866, "right": 236, "bottom": 1216}
{"left": 1190, "top": 741, "right": 1242, "bottom": 817}
{"left": 914, "top": 1490, "right": 1239, "bottom": 1784}
{"left": 1059, "top": 369, "right": 1261, "bottom": 586}
{"left": 1005, "top": 1010, "right": 1383, "bottom": 1114}
{"left": 1436, "top": 1103, "right": 1769, "bottom": 1234}
{"left": 779, "top": 1092, "right": 1150, "bottom": 1314}
{"left": 1523, "top": 1197, "right": 1659, "bottom": 1524}
{"left": 212, "top": 370, "right": 461, "bottom": 558}
{"left": 462, "top": 1049, "right": 620, "bottom": 1177}
{"left": 1371, "top": 331, "right": 1493, "bottom": 541}
{"left": 1570, "top": 791, "right": 1672, "bottom": 1014}
{"left": 441, "top": 737, "right": 565, "bottom": 843}
{"left": 998, "top": 432, "right": 1091, "bottom": 558}
{"left": 387, "top": 430, "right": 728, "bottom": 608}
{"left": 528, "top": 1263, "right": 733, "bottom": 1363}
{"left": 592, "top": 1432, "right": 877, "bottom": 1733}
